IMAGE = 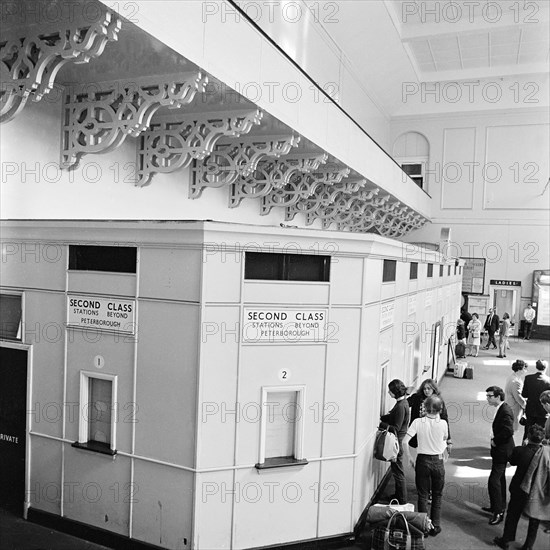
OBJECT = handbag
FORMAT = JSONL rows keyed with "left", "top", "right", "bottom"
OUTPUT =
{"left": 374, "top": 427, "right": 399, "bottom": 462}
{"left": 371, "top": 511, "right": 426, "bottom": 550}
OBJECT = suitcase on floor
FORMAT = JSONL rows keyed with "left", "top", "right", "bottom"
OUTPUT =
{"left": 455, "top": 342, "right": 466, "bottom": 358}
{"left": 464, "top": 366, "right": 474, "bottom": 379}
{"left": 454, "top": 361, "right": 467, "bottom": 378}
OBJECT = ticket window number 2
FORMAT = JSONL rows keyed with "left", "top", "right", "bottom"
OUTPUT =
{"left": 278, "top": 368, "right": 291, "bottom": 381}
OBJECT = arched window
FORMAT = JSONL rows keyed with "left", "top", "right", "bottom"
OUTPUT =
{"left": 393, "top": 132, "right": 430, "bottom": 190}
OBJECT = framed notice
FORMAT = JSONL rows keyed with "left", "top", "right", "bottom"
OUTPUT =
{"left": 67, "top": 295, "right": 136, "bottom": 334}
{"left": 242, "top": 309, "right": 327, "bottom": 342}
{"left": 461, "top": 258, "right": 486, "bottom": 294}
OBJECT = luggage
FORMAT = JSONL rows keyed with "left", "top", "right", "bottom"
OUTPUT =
{"left": 464, "top": 366, "right": 474, "bottom": 379}
{"left": 371, "top": 511, "right": 427, "bottom": 550}
{"left": 453, "top": 361, "right": 467, "bottom": 378}
{"left": 455, "top": 342, "right": 466, "bottom": 358}
{"left": 374, "top": 427, "right": 399, "bottom": 462}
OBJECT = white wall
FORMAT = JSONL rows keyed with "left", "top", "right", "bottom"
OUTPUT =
{"left": 391, "top": 108, "right": 550, "bottom": 302}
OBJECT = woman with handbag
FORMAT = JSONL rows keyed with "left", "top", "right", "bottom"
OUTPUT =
{"left": 467, "top": 313, "right": 482, "bottom": 357}
{"left": 380, "top": 379, "right": 410, "bottom": 505}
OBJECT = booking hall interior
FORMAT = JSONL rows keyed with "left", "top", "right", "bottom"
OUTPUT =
{"left": 0, "top": 1, "right": 548, "bottom": 549}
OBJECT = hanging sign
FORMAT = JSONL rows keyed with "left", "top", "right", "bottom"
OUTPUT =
{"left": 67, "top": 295, "right": 136, "bottom": 334}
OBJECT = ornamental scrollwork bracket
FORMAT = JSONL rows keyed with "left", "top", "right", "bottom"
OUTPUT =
{"left": 228, "top": 153, "right": 328, "bottom": 208}
{"left": 136, "top": 108, "right": 263, "bottom": 187}
{"left": 189, "top": 134, "right": 300, "bottom": 199}
{"left": 261, "top": 164, "right": 350, "bottom": 216}
{"left": 61, "top": 72, "right": 208, "bottom": 169}
{"left": 1, "top": 4, "right": 121, "bottom": 123}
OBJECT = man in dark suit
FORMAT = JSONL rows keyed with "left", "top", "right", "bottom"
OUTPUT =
{"left": 521, "top": 359, "right": 550, "bottom": 440}
{"left": 483, "top": 385, "right": 514, "bottom": 525}
{"left": 493, "top": 424, "right": 544, "bottom": 550}
{"left": 483, "top": 308, "right": 500, "bottom": 350}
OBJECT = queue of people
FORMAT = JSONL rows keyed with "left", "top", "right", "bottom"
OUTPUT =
{"left": 378, "top": 358, "right": 550, "bottom": 548}
{"left": 379, "top": 378, "right": 451, "bottom": 537}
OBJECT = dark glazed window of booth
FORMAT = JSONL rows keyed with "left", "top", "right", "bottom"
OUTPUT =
{"left": 245, "top": 252, "right": 330, "bottom": 282}
{"left": 427, "top": 264, "right": 434, "bottom": 278}
{"left": 410, "top": 262, "right": 418, "bottom": 280}
{"left": 69, "top": 245, "right": 137, "bottom": 274}
{"left": 448, "top": 265, "right": 451, "bottom": 276}
{"left": 0, "top": 293, "right": 22, "bottom": 340}
{"left": 454, "top": 265, "right": 457, "bottom": 275}
{"left": 382, "top": 260, "right": 397, "bottom": 283}
{"left": 439, "top": 265, "right": 444, "bottom": 277}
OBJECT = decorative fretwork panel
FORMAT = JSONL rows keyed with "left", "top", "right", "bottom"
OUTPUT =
{"left": 285, "top": 178, "right": 366, "bottom": 222}
{"left": 136, "top": 109, "right": 263, "bottom": 186}
{"left": 1, "top": 4, "right": 121, "bottom": 123}
{"left": 260, "top": 165, "right": 351, "bottom": 215}
{"left": 61, "top": 72, "right": 208, "bottom": 169}
{"left": 189, "top": 134, "right": 300, "bottom": 199}
{"left": 229, "top": 153, "right": 328, "bottom": 208}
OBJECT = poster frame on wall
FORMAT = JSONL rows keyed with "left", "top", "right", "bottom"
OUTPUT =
{"left": 461, "top": 257, "right": 486, "bottom": 295}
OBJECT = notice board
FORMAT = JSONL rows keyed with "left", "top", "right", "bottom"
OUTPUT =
{"left": 461, "top": 258, "right": 486, "bottom": 295}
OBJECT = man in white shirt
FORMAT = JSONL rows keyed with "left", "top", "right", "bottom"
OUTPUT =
{"left": 403, "top": 395, "right": 451, "bottom": 537}
{"left": 523, "top": 304, "right": 536, "bottom": 340}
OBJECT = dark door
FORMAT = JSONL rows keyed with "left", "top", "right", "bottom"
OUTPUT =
{"left": 0, "top": 346, "right": 27, "bottom": 514}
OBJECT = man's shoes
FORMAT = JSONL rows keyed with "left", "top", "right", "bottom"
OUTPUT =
{"left": 481, "top": 506, "right": 493, "bottom": 513}
{"left": 489, "top": 513, "right": 504, "bottom": 525}
{"left": 484, "top": 346, "right": 490, "bottom": 350}
{"left": 493, "top": 536, "right": 509, "bottom": 549}
{"left": 429, "top": 526, "right": 442, "bottom": 537}
{"left": 492, "top": 346, "right": 497, "bottom": 349}
{"left": 497, "top": 355, "right": 504, "bottom": 358}
{"left": 503, "top": 355, "right": 506, "bottom": 357}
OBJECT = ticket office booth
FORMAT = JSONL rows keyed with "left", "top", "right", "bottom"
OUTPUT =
{"left": 489, "top": 279, "right": 521, "bottom": 336}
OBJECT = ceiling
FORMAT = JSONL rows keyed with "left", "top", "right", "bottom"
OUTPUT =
{"left": 386, "top": 0, "right": 550, "bottom": 82}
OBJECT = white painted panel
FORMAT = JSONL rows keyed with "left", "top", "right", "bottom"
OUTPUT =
{"left": 243, "top": 281, "right": 330, "bottom": 304}
{"left": 135, "top": 301, "right": 199, "bottom": 465}
{"left": 232, "top": 463, "right": 320, "bottom": 548}
{"left": 364, "top": 259, "right": 383, "bottom": 304}
{"left": 484, "top": 124, "right": 549, "bottom": 209}
{"left": 132, "top": 461, "right": 194, "bottom": 549}
{"left": 0, "top": 240, "right": 66, "bottom": 291}
{"left": 323, "top": 308, "right": 361, "bottom": 456}
{"left": 202, "top": 249, "right": 242, "bottom": 303}
{"left": 318, "top": 458, "right": 354, "bottom": 536}
{"left": 197, "top": 306, "right": 240, "bottom": 469}
{"left": 139, "top": 248, "right": 201, "bottom": 302}
{"left": 63, "top": 448, "right": 131, "bottom": 535}
{"left": 68, "top": 272, "right": 136, "bottom": 298}
{"left": 395, "top": 261, "right": 408, "bottom": 297}
{"left": 330, "top": 257, "right": 363, "bottom": 304}
{"left": 25, "top": 291, "right": 65, "bottom": 438}
{"left": 29, "top": 437, "right": 62, "bottom": 514}
{"left": 193, "top": 470, "right": 234, "bottom": 550}
{"left": 441, "top": 127, "right": 476, "bottom": 209}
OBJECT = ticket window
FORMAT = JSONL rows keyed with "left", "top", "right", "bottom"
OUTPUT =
{"left": 256, "top": 386, "right": 307, "bottom": 469}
